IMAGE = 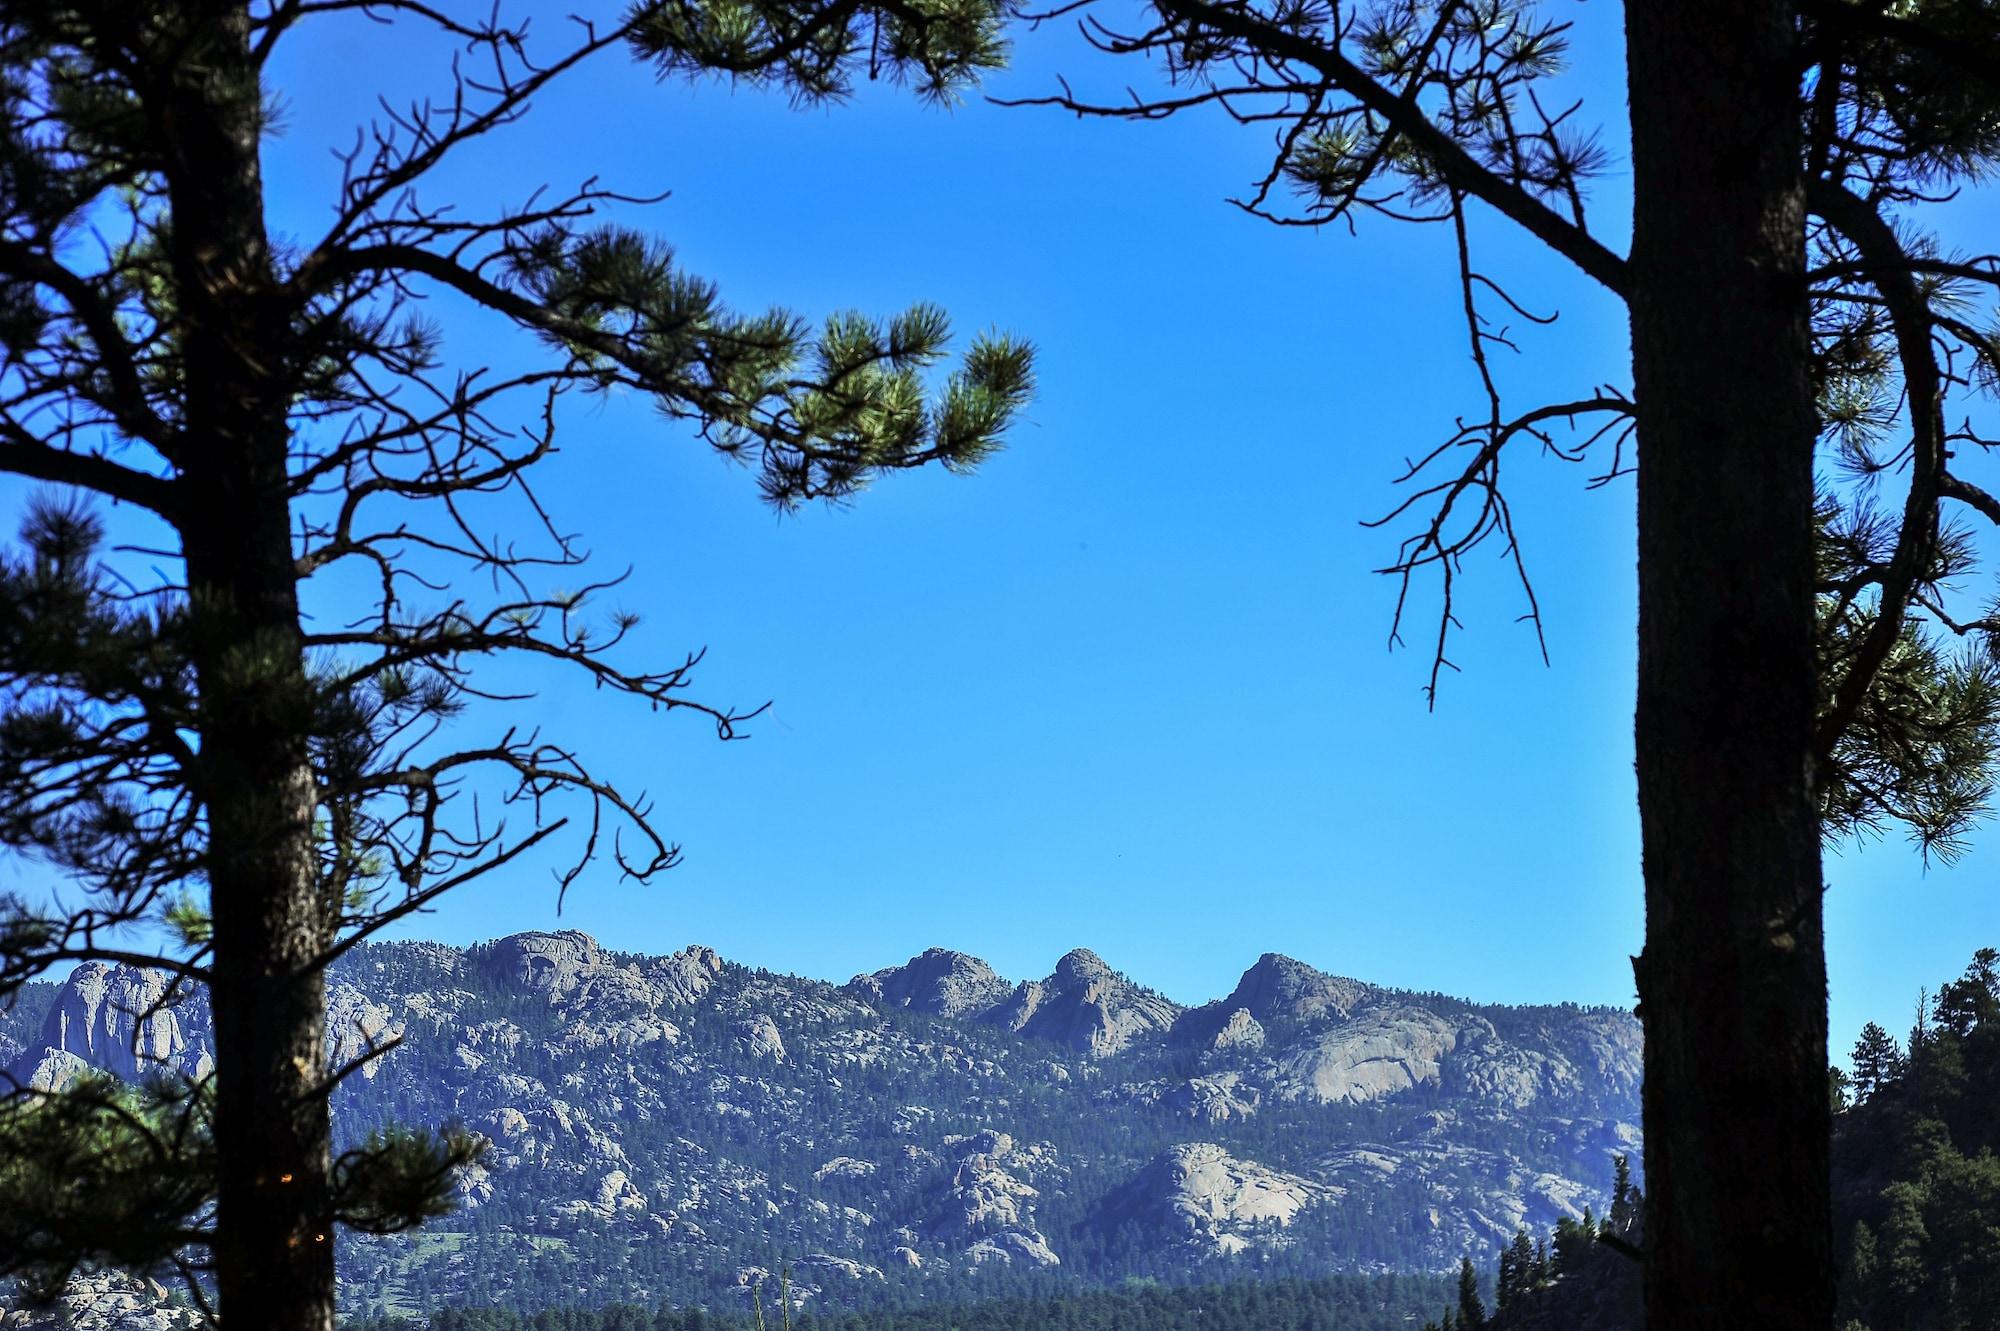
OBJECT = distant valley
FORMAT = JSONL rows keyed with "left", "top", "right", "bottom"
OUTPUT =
{"left": 0, "top": 933, "right": 1641, "bottom": 1320}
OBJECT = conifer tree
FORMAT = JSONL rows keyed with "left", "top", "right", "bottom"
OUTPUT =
{"left": 1455, "top": 1257, "right": 1486, "bottom": 1330}
{"left": 1608, "top": 1154, "right": 1640, "bottom": 1241}
{"left": 1852, "top": 1021, "right": 1907, "bottom": 1102}
{"left": 1011, "top": 2, "right": 2000, "bottom": 1323}
{"left": 0, "top": 2, "right": 1032, "bottom": 1327}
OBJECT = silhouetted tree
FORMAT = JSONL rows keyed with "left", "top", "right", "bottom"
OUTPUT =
{"left": 0, "top": 2, "right": 1031, "bottom": 1327}
{"left": 1852, "top": 1021, "right": 1907, "bottom": 1102}
{"left": 1009, "top": 2, "right": 2000, "bottom": 1323}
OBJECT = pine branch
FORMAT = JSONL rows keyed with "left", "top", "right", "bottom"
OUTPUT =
{"left": 1148, "top": 0, "right": 1628, "bottom": 295}
{"left": 1810, "top": 180, "right": 1948, "bottom": 770}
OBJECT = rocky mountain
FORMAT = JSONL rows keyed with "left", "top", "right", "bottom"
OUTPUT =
{"left": 1, "top": 933, "right": 1640, "bottom": 1321}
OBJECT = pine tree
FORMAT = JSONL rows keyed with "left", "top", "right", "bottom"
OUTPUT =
{"left": 1456, "top": 1258, "right": 1486, "bottom": 1331}
{"left": 1013, "top": 4, "right": 2000, "bottom": 1324}
{"left": 1852, "top": 1022, "right": 1907, "bottom": 1102}
{"left": 0, "top": 3, "right": 1031, "bottom": 1327}
{"left": 1497, "top": 1229, "right": 1535, "bottom": 1309}
{"left": 1608, "top": 1154, "right": 1640, "bottom": 1240}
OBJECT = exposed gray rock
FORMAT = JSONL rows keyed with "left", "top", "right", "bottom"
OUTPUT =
{"left": 795, "top": 1254, "right": 884, "bottom": 1282}
{"left": 0, "top": 1272, "right": 202, "bottom": 1331}
{"left": 736, "top": 1014, "right": 787, "bottom": 1062}
{"left": 1104, "top": 1073, "right": 1261, "bottom": 1124}
{"left": 326, "top": 981, "right": 403, "bottom": 1081}
{"left": 848, "top": 949, "right": 1011, "bottom": 1019}
{"left": 45, "top": 964, "right": 209, "bottom": 1083}
{"left": 2, "top": 933, "right": 1642, "bottom": 1313}
{"left": 1087, "top": 1143, "right": 1325, "bottom": 1256}
{"left": 1222, "top": 953, "right": 1374, "bottom": 1026}
{"left": 1270, "top": 1005, "right": 1459, "bottom": 1104}
{"left": 814, "top": 1156, "right": 878, "bottom": 1182}
{"left": 983, "top": 948, "right": 1182, "bottom": 1057}
{"left": 965, "top": 1231, "right": 1061, "bottom": 1266}
{"left": 489, "top": 929, "right": 604, "bottom": 995}
{"left": 920, "top": 1130, "right": 1060, "bottom": 1267}
{"left": 5, "top": 1045, "right": 92, "bottom": 1093}
{"left": 648, "top": 945, "right": 725, "bottom": 1007}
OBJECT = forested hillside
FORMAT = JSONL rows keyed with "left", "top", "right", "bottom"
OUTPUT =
{"left": 1833, "top": 949, "right": 2000, "bottom": 1329}
{"left": 342, "top": 1273, "right": 1454, "bottom": 1331}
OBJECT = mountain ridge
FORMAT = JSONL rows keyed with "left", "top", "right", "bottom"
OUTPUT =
{"left": 1, "top": 930, "right": 1641, "bottom": 1321}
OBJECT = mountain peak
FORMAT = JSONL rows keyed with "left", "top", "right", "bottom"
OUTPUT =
{"left": 848, "top": 948, "right": 1011, "bottom": 1020}
{"left": 983, "top": 948, "right": 1183, "bottom": 1057}
{"left": 1224, "top": 952, "right": 1373, "bottom": 1025}
{"left": 1052, "top": 947, "right": 1113, "bottom": 982}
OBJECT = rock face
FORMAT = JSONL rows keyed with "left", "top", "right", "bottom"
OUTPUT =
{"left": 648, "top": 945, "right": 725, "bottom": 1007}
{"left": 982, "top": 948, "right": 1183, "bottom": 1056}
{"left": 923, "top": 1130, "right": 1061, "bottom": 1267}
{"left": 736, "top": 1014, "right": 787, "bottom": 1062}
{"left": 848, "top": 949, "right": 1012, "bottom": 1020}
{"left": 1271, "top": 1006, "right": 1460, "bottom": 1105}
{"left": 326, "top": 981, "right": 403, "bottom": 1081}
{"left": 490, "top": 929, "right": 604, "bottom": 994}
{"left": 0, "top": 931, "right": 1643, "bottom": 1318}
{"left": 24, "top": 963, "right": 210, "bottom": 1084}
{"left": 1088, "top": 1143, "right": 1325, "bottom": 1256}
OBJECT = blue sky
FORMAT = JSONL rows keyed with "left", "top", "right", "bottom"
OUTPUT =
{"left": 11, "top": 1, "right": 1996, "bottom": 1063}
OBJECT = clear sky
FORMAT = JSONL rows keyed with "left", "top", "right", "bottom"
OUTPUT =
{"left": 11, "top": 2, "right": 1996, "bottom": 1064}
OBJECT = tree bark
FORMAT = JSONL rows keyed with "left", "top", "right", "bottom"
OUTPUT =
{"left": 159, "top": 6, "right": 336, "bottom": 1328}
{"left": 1624, "top": 3, "right": 1833, "bottom": 1328}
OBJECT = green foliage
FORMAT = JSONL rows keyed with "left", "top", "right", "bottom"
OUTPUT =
{"left": 0, "top": 1073, "right": 213, "bottom": 1301}
{"left": 334, "top": 1128, "right": 490, "bottom": 1236}
{"left": 626, "top": 0, "right": 1015, "bottom": 105}
{"left": 341, "top": 1271, "right": 1453, "bottom": 1331}
{"left": 1454, "top": 944, "right": 2000, "bottom": 1331}
{"left": 0, "top": 0, "right": 1036, "bottom": 1313}
{"left": 1455, "top": 1257, "right": 1485, "bottom": 1330}
{"left": 1816, "top": 496, "right": 2000, "bottom": 861}
{"left": 1834, "top": 946, "right": 2000, "bottom": 1330}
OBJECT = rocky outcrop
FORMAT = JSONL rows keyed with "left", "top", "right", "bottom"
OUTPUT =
{"left": 814, "top": 1156, "right": 878, "bottom": 1182}
{"left": 648, "top": 945, "right": 725, "bottom": 1007}
{"left": 1087, "top": 1143, "right": 1325, "bottom": 1256}
{"left": 848, "top": 948, "right": 1011, "bottom": 1020}
{"left": 326, "top": 981, "right": 403, "bottom": 1081}
{"left": 1203, "top": 953, "right": 1376, "bottom": 1033}
{"left": 1270, "top": 1006, "right": 1459, "bottom": 1104}
{"left": 488, "top": 929, "right": 605, "bottom": 994}
{"left": 19, "top": 964, "right": 210, "bottom": 1085}
{"left": 736, "top": 1014, "right": 787, "bottom": 1062}
{"left": 5, "top": 1045, "right": 92, "bottom": 1093}
{"left": 0, "top": 1272, "right": 202, "bottom": 1331}
{"left": 982, "top": 948, "right": 1182, "bottom": 1057}
{"left": 1103, "top": 1073, "right": 1261, "bottom": 1124}
{"left": 922, "top": 1130, "right": 1060, "bottom": 1267}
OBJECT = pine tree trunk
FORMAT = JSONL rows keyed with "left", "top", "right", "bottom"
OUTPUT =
{"left": 163, "top": 6, "right": 337, "bottom": 1328}
{"left": 1623, "top": 3, "right": 1833, "bottom": 1328}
